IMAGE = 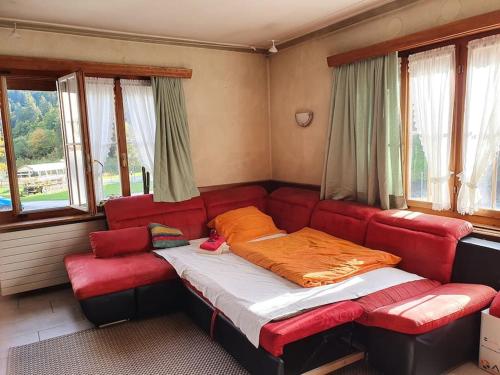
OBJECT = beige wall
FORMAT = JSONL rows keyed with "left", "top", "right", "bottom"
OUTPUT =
{"left": 0, "top": 29, "right": 271, "bottom": 187}
{"left": 269, "top": 0, "right": 500, "bottom": 185}
{"left": 2, "top": 0, "right": 500, "bottom": 189}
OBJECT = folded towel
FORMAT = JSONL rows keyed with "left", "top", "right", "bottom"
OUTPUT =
{"left": 200, "top": 236, "right": 226, "bottom": 251}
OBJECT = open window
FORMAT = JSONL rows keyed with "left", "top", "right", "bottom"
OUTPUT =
{"left": 57, "top": 73, "right": 91, "bottom": 212}
{"left": 0, "top": 73, "right": 93, "bottom": 214}
{"left": 5, "top": 76, "right": 73, "bottom": 213}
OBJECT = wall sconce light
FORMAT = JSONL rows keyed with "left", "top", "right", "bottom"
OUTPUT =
{"left": 295, "top": 111, "right": 313, "bottom": 127}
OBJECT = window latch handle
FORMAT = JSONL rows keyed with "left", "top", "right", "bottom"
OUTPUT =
{"left": 120, "top": 153, "right": 128, "bottom": 168}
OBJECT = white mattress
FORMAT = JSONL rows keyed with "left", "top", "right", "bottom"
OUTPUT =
{"left": 154, "top": 237, "right": 423, "bottom": 347}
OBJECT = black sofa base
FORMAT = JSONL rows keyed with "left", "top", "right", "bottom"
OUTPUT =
{"left": 363, "top": 312, "right": 481, "bottom": 375}
{"left": 79, "top": 281, "right": 482, "bottom": 375}
{"left": 183, "top": 284, "right": 359, "bottom": 375}
{"left": 80, "top": 279, "right": 183, "bottom": 326}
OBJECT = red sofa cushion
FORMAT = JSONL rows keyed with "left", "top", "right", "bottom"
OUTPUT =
{"left": 365, "top": 210, "right": 473, "bottom": 283}
{"left": 202, "top": 185, "right": 267, "bottom": 221}
{"left": 260, "top": 301, "right": 364, "bottom": 357}
{"left": 104, "top": 194, "right": 207, "bottom": 240}
{"left": 65, "top": 252, "right": 178, "bottom": 300}
{"left": 490, "top": 293, "right": 500, "bottom": 318}
{"left": 266, "top": 187, "right": 319, "bottom": 233}
{"left": 356, "top": 279, "right": 441, "bottom": 313}
{"left": 356, "top": 283, "right": 496, "bottom": 335}
{"left": 310, "top": 200, "right": 380, "bottom": 244}
{"left": 90, "top": 227, "right": 151, "bottom": 258}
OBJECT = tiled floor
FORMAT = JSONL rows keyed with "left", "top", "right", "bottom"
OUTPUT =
{"left": 0, "top": 285, "right": 488, "bottom": 375}
{"left": 0, "top": 285, "right": 93, "bottom": 375}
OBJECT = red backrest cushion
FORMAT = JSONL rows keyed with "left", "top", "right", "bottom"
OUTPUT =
{"left": 365, "top": 210, "right": 473, "bottom": 283}
{"left": 104, "top": 194, "right": 207, "bottom": 240}
{"left": 201, "top": 185, "right": 267, "bottom": 221}
{"left": 266, "top": 187, "right": 320, "bottom": 233}
{"left": 310, "top": 200, "right": 380, "bottom": 244}
{"left": 90, "top": 227, "right": 151, "bottom": 258}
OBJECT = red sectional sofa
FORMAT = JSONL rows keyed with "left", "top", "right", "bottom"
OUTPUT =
{"left": 64, "top": 185, "right": 497, "bottom": 375}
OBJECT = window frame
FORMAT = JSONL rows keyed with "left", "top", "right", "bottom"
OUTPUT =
{"left": 113, "top": 78, "right": 131, "bottom": 197}
{"left": 0, "top": 72, "right": 94, "bottom": 222}
{"left": 0, "top": 55, "right": 191, "bottom": 226}
{"left": 400, "top": 29, "right": 500, "bottom": 227}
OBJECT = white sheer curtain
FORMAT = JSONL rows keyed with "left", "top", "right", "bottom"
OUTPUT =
{"left": 457, "top": 34, "right": 500, "bottom": 215}
{"left": 120, "top": 80, "right": 156, "bottom": 177}
{"left": 408, "top": 45, "right": 455, "bottom": 210}
{"left": 85, "top": 77, "right": 116, "bottom": 203}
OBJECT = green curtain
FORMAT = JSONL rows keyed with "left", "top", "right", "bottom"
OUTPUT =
{"left": 151, "top": 77, "right": 199, "bottom": 202}
{"left": 321, "top": 52, "right": 406, "bottom": 210}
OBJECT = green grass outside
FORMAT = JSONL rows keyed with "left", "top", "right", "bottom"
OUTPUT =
{"left": 0, "top": 179, "right": 145, "bottom": 202}
{"left": 22, "top": 190, "right": 69, "bottom": 202}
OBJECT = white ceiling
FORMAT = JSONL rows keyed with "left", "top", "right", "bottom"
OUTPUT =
{"left": 0, "top": 0, "right": 395, "bottom": 48}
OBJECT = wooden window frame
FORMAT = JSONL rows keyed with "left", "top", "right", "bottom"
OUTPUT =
{"left": 0, "top": 73, "right": 95, "bottom": 223}
{"left": 400, "top": 29, "right": 500, "bottom": 228}
{"left": 0, "top": 55, "right": 191, "bottom": 227}
{"left": 113, "top": 79, "right": 131, "bottom": 197}
{"left": 85, "top": 76, "right": 151, "bottom": 202}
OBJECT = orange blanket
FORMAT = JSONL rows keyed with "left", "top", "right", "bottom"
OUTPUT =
{"left": 230, "top": 227, "right": 401, "bottom": 287}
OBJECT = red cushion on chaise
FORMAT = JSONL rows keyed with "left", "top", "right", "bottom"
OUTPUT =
{"left": 356, "top": 279, "right": 442, "bottom": 313}
{"left": 356, "top": 282, "right": 496, "bottom": 335}
{"left": 65, "top": 252, "right": 178, "bottom": 300}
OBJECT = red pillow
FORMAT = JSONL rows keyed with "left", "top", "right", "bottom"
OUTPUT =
{"left": 490, "top": 293, "right": 500, "bottom": 318}
{"left": 90, "top": 227, "right": 151, "bottom": 258}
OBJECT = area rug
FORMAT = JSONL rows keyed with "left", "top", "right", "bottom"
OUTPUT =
{"left": 7, "top": 313, "right": 378, "bottom": 375}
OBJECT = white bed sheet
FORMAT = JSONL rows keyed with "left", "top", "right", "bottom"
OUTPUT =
{"left": 154, "top": 237, "right": 422, "bottom": 348}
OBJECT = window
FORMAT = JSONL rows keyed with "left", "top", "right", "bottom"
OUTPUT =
{"left": 83, "top": 78, "right": 156, "bottom": 200}
{"left": 0, "top": 55, "right": 189, "bottom": 225}
{"left": 121, "top": 79, "right": 156, "bottom": 195}
{"left": 0, "top": 74, "right": 156, "bottom": 217}
{"left": 0, "top": 106, "right": 11, "bottom": 212}
{"left": 407, "top": 45, "right": 455, "bottom": 210}
{"left": 85, "top": 77, "right": 121, "bottom": 203}
{"left": 7, "top": 81, "right": 70, "bottom": 212}
{"left": 402, "top": 32, "right": 500, "bottom": 220}
{"left": 459, "top": 34, "right": 500, "bottom": 214}
{"left": 58, "top": 73, "right": 88, "bottom": 210}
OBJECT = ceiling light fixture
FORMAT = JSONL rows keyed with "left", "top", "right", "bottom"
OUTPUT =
{"left": 268, "top": 40, "right": 278, "bottom": 54}
{"left": 9, "top": 23, "right": 21, "bottom": 39}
